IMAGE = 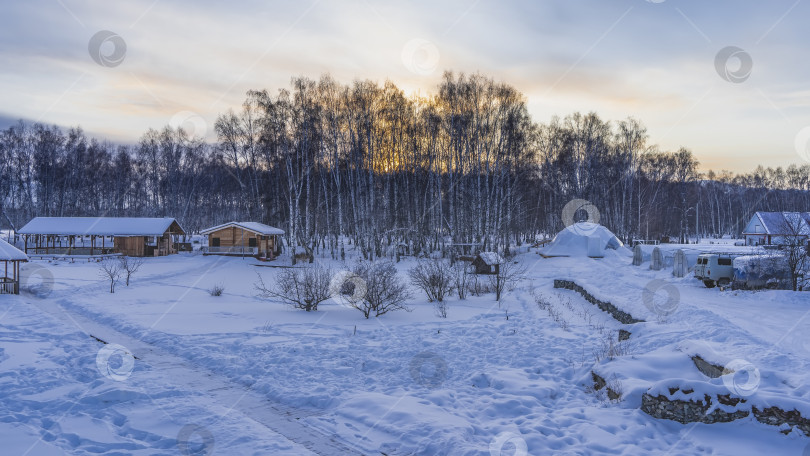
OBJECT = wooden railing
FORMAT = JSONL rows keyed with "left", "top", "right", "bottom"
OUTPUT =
{"left": 0, "top": 277, "right": 17, "bottom": 295}
{"left": 205, "top": 246, "right": 258, "bottom": 255}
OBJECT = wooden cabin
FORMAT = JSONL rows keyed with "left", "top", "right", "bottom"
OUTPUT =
{"left": 472, "top": 252, "right": 505, "bottom": 274}
{"left": 0, "top": 238, "right": 28, "bottom": 294}
{"left": 200, "top": 222, "right": 284, "bottom": 260}
{"left": 18, "top": 217, "right": 186, "bottom": 257}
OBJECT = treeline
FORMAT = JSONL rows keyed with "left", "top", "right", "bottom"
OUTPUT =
{"left": 2, "top": 72, "right": 810, "bottom": 256}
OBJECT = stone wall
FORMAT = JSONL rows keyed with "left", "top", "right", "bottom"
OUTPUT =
{"left": 690, "top": 355, "right": 725, "bottom": 378}
{"left": 553, "top": 279, "right": 644, "bottom": 324}
{"left": 641, "top": 387, "right": 749, "bottom": 425}
{"left": 753, "top": 406, "right": 810, "bottom": 436}
{"left": 554, "top": 280, "right": 809, "bottom": 438}
{"left": 641, "top": 386, "right": 810, "bottom": 437}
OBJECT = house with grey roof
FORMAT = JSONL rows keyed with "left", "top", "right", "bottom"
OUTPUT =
{"left": 742, "top": 212, "right": 810, "bottom": 246}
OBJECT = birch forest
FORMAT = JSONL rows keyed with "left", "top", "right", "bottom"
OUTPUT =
{"left": 2, "top": 72, "right": 810, "bottom": 256}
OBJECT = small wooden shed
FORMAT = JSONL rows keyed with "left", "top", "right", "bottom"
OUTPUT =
{"left": 472, "top": 252, "right": 505, "bottom": 274}
{"left": 0, "top": 238, "right": 28, "bottom": 294}
{"left": 200, "top": 222, "right": 284, "bottom": 260}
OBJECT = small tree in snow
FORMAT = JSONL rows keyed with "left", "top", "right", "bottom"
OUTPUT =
{"left": 255, "top": 265, "right": 332, "bottom": 311}
{"left": 489, "top": 260, "right": 525, "bottom": 302}
{"left": 99, "top": 259, "right": 122, "bottom": 293}
{"left": 118, "top": 256, "right": 143, "bottom": 287}
{"left": 452, "top": 261, "right": 471, "bottom": 300}
{"left": 351, "top": 261, "right": 411, "bottom": 318}
{"left": 777, "top": 215, "right": 810, "bottom": 291}
{"left": 408, "top": 259, "right": 454, "bottom": 303}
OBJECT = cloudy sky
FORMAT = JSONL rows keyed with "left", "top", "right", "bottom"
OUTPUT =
{"left": 1, "top": 0, "right": 809, "bottom": 173}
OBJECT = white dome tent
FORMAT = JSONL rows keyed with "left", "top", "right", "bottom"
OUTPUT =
{"left": 539, "top": 222, "right": 630, "bottom": 258}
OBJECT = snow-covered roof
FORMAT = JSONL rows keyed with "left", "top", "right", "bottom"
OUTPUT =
{"left": 744, "top": 212, "right": 810, "bottom": 235}
{"left": 200, "top": 221, "right": 284, "bottom": 236}
{"left": 18, "top": 217, "right": 185, "bottom": 236}
{"left": 0, "top": 238, "right": 27, "bottom": 261}
{"left": 475, "top": 252, "right": 505, "bottom": 265}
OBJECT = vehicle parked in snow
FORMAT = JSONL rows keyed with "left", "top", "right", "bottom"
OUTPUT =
{"left": 694, "top": 254, "right": 735, "bottom": 288}
{"left": 732, "top": 255, "right": 791, "bottom": 290}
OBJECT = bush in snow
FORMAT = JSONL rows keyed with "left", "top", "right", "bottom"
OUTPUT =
{"left": 488, "top": 260, "right": 525, "bottom": 301}
{"left": 434, "top": 300, "right": 448, "bottom": 318}
{"left": 118, "top": 256, "right": 143, "bottom": 287}
{"left": 350, "top": 261, "right": 411, "bottom": 319}
{"left": 468, "top": 275, "right": 494, "bottom": 296}
{"left": 98, "top": 258, "right": 122, "bottom": 293}
{"left": 255, "top": 265, "right": 332, "bottom": 312}
{"left": 592, "top": 331, "right": 631, "bottom": 363}
{"left": 209, "top": 284, "right": 225, "bottom": 296}
{"left": 452, "top": 261, "right": 471, "bottom": 300}
{"left": 408, "top": 259, "right": 454, "bottom": 303}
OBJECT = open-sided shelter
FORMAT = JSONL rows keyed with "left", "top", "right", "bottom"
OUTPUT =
{"left": 18, "top": 217, "right": 186, "bottom": 257}
{"left": 0, "top": 238, "right": 28, "bottom": 294}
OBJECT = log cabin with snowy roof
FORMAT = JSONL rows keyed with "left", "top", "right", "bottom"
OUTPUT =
{"left": 200, "top": 221, "right": 284, "bottom": 260}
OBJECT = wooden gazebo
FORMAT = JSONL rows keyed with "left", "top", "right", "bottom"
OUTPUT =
{"left": 0, "top": 238, "right": 28, "bottom": 294}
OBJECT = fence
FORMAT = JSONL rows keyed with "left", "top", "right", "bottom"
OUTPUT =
{"left": 0, "top": 277, "right": 17, "bottom": 294}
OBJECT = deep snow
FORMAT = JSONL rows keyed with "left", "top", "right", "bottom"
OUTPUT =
{"left": 1, "top": 245, "right": 808, "bottom": 455}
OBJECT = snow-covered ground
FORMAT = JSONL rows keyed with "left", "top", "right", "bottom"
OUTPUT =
{"left": 1, "top": 246, "right": 808, "bottom": 455}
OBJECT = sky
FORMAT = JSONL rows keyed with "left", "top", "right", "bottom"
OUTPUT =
{"left": 1, "top": 0, "right": 809, "bottom": 173}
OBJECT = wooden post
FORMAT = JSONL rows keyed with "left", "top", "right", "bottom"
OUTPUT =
{"left": 495, "top": 263, "right": 501, "bottom": 301}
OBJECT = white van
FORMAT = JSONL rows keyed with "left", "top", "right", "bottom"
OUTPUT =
{"left": 694, "top": 254, "right": 735, "bottom": 288}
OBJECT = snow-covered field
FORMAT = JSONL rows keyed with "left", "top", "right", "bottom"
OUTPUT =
{"left": 1, "top": 246, "right": 809, "bottom": 455}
